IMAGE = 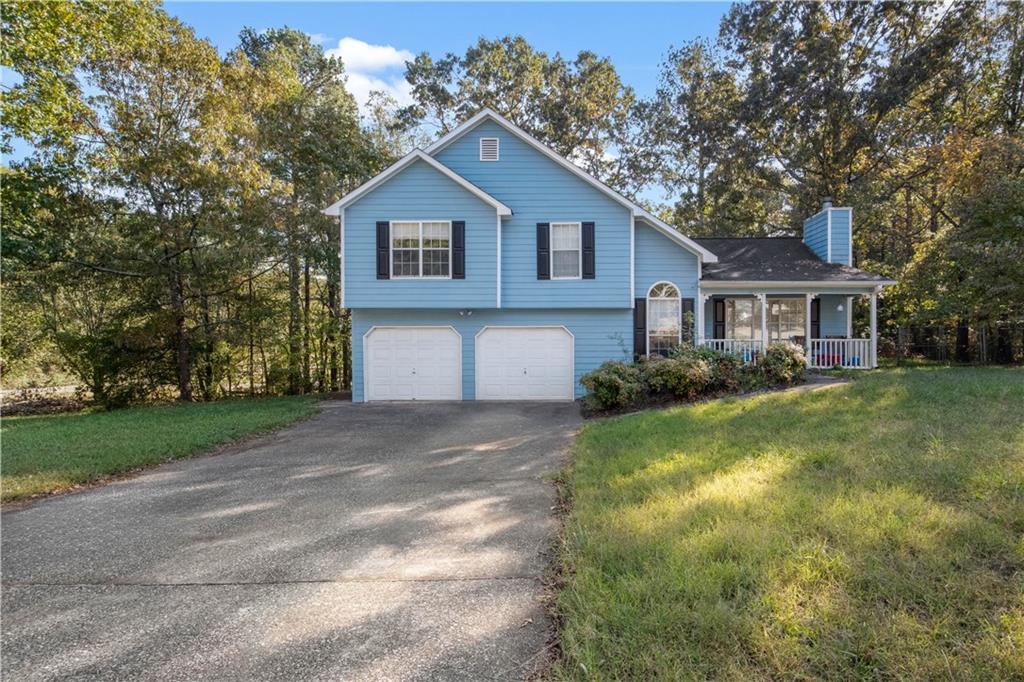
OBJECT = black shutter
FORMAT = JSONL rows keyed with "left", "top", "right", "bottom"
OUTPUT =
{"left": 451, "top": 220, "right": 465, "bottom": 279}
{"left": 713, "top": 299, "right": 726, "bottom": 339}
{"left": 811, "top": 297, "right": 821, "bottom": 339}
{"left": 633, "top": 298, "right": 647, "bottom": 360}
{"left": 376, "top": 221, "right": 390, "bottom": 279}
{"left": 581, "top": 221, "right": 596, "bottom": 279}
{"left": 681, "top": 298, "right": 695, "bottom": 345}
{"left": 536, "top": 223, "right": 550, "bottom": 280}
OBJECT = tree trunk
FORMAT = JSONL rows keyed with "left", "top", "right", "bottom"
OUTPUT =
{"left": 287, "top": 219, "right": 302, "bottom": 395}
{"left": 248, "top": 273, "right": 255, "bottom": 397}
{"left": 326, "top": 279, "right": 339, "bottom": 391}
{"left": 303, "top": 256, "right": 311, "bottom": 393}
{"left": 341, "top": 308, "right": 352, "bottom": 391}
{"left": 955, "top": 319, "right": 970, "bottom": 363}
{"left": 169, "top": 269, "right": 192, "bottom": 402}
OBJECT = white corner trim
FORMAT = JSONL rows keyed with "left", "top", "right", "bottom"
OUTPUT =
{"left": 826, "top": 207, "right": 832, "bottom": 262}
{"left": 322, "top": 150, "right": 512, "bottom": 217}
{"left": 848, "top": 207, "right": 854, "bottom": 267}
{"left": 425, "top": 108, "right": 717, "bottom": 263}
{"left": 496, "top": 214, "right": 502, "bottom": 308}
{"left": 629, "top": 213, "right": 635, "bottom": 307}
{"left": 339, "top": 209, "right": 345, "bottom": 309}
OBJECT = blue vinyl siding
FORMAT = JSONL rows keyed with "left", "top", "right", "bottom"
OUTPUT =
{"left": 434, "top": 120, "right": 631, "bottom": 308}
{"left": 803, "top": 210, "right": 829, "bottom": 262}
{"left": 634, "top": 222, "right": 699, "bottom": 300}
{"left": 344, "top": 159, "right": 498, "bottom": 308}
{"left": 803, "top": 206, "right": 852, "bottom": 265}
{"left": 829, "top": 208, "right": 852, "bottom": 266}
{"left": 818, "top": 294, "right": 850, "bottom": 337}
{"left": 352, "top": 308, "right": 632, "bottom": 401}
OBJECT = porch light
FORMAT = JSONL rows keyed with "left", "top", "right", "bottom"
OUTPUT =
{"left": 836, "top": 303, "right": 844, "bottom": 312}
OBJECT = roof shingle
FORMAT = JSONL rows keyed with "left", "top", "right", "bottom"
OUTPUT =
{"left": 695, "top": 238, "right": 892, "bottom": 283}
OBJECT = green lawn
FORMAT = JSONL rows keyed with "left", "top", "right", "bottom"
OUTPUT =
{"left": 1, "top": 396, "right": 319, "bottom": 502}
{"left": 554, "top": 367, "right": 1024, "bottom": 680}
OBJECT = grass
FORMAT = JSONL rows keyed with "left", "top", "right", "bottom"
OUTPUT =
{"left": 552, "top": 367, "right": 1024, "bottom": 680}
{"left": 1, "top": 396, "right": 319, "bottom": 502}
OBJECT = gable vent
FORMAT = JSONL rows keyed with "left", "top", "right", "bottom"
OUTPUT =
{"left": 479, "top": 137, "right": 499, "bottom": 161}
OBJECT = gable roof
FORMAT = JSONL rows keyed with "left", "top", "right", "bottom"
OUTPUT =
{"left": 322, "top": 150, "right": 512, "bottom": 217}
{"left": 694, "top": 238, "right": 895, "bottom": 284}
{"left": 425, "top": 108, "right": 718, "bottom": 263}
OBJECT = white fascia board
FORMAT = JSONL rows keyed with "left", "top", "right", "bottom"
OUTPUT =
{"left": 700, "top": 279, "right": 896, "bottom": 291}
{"left": 425, "top": 108, "right": 717, "bottom": 262}
{"left": 322, "top": 149, "right": 512, "bottom": 217}
{"left": 634, "top": 213, "right": 718, "bottom": 262}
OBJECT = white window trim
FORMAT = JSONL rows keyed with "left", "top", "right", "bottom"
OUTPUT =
{"left": 646, "top": 280, "right": 682, "bottom": 356}
{"left": 389, "top": 220, "right": 453, "bottom": 280}
{"left": 550, "top": 221, "right": 582, "bottom": 280}
{"left": 765, "top": 297, "right": 806, "bottom": 343}
{"left": 479, "top": 137, "right": 500, "bottom": 161}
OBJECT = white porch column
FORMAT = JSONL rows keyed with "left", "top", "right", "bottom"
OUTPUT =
{"left": 870, "top": 289, "right": 878, "bottom": 368}
{"left": 804, "top": 293, "right": 814, "bottom": 359}
{"left": 696, "top": 291, "right": 708, "bottom": 346}
{"left": 757, "top": 293, "right": 768, "bottom": 350}
{"left": 846, "top": 296, "right": 853, "bottom": 337}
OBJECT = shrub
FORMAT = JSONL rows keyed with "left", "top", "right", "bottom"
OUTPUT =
{"left": 580, "top": 361, "right": 646, "bottom": 410}
{"left": 759, "top": 342, "right": 807, "bottom": 385}
{"left": 672, "top": 345, "right": 744, "bottom": 392}
{"left": 646, "top": 355, "right": 712, "bottom": 399}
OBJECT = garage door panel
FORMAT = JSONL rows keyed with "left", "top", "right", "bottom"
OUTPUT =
{"left": 476, "top": 327, "right": 573, "bottom": 401}
{"left": 366, "top": 327, "right": 461, "bottom": 401}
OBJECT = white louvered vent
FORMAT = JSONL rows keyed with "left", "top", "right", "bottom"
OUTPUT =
{"left": 479, "top": 137, "right": 499, "bottom": 161}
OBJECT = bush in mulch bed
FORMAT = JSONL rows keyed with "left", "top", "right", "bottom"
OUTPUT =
{"left": 580, "top": 342, "right": 807, "bottom": 416}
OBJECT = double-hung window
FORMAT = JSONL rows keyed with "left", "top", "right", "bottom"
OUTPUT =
{"left": 768, "top": 298, "right": 805, "bottom": 342}
{"left": 551, "top": 222, "right": 581, "bottom": 279}
{"left": 390, "top": 221, "right": 451, "bottom": 278}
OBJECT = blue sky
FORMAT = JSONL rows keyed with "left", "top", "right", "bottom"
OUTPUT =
{"left": 4, "top": 2, "right": 731, "bottom": 164}
{"left": 167, "top": 1, "right": 731, "bottom": 111}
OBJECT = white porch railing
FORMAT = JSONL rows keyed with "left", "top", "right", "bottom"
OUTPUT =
{"left": 699, "top": 338, "right": 875, "bottom": 369}
{"left": 809, "top": 338, "right": 873, "bottom": 369}
{"left": 699, "top": 339, "right": 765, "bottom": 363}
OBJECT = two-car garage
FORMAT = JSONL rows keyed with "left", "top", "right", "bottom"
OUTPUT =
{"left": 363, "top": 326, "right": 574, "bottom": 401}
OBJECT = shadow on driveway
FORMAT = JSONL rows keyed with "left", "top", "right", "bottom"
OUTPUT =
{"left": 1, "top": 401, "right": 581, "bottom": 681}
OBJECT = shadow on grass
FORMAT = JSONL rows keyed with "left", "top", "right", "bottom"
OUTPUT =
{"left": 554, "top": 366, "right": 1024, "bottom": 680}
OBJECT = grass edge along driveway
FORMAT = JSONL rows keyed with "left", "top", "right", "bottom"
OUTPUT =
{"left": 552, "top": 367, "right": 1024, "bottom": 680}
{"left": 2, "top": 396, "right": 319, "bottom": 502}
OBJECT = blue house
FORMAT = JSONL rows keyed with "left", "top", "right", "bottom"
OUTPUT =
{"left": 324, "top": 109, "right": 894, "bottom": 402}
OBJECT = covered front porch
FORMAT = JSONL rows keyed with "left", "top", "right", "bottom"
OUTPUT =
{"left": 694, "top": 285, "right": 882, "bottom": 369}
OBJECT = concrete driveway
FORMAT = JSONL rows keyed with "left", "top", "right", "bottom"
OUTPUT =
{"left": 1, "top": 401, "right": 581, "bottom": 681}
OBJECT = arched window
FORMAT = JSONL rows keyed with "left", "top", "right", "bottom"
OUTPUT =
{"left": 647, "top": 281, "right": 681, "bottom": 356}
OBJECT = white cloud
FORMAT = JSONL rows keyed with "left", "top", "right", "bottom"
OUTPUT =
{"left": 307, "top": 32, "right": 330, "bottom": 46}
{"left": 327, "top": 37, "right": 413, "bottom": 73}
{"left": 344, "top": 72, "right": 414, "bottom": 113}
{"left": 326, "top": 37, "right": 415, "bottom": 115}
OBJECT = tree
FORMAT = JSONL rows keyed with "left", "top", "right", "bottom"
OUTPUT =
{"left": 642, "top": 40, "right": 787, "bottom": 235}
{"left": 237, "top": 27, "right": 365, "bottom": 394}
{"left": 400, "top": 36, "right": 635, "bottom": 181}
{"left": 0, "top": 0, "right": 158, "bottom": 152}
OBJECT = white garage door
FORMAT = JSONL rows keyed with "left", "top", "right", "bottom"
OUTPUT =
{"left": 365, "top": 327, "right": 461, "bottom": 401}
{"left": 476, "top": 327, "right": 574, "bottom": 401}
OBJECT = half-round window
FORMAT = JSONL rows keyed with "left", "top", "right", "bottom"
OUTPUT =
{"left": 647, "top": 281, "right": 681, "bottom": 357}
